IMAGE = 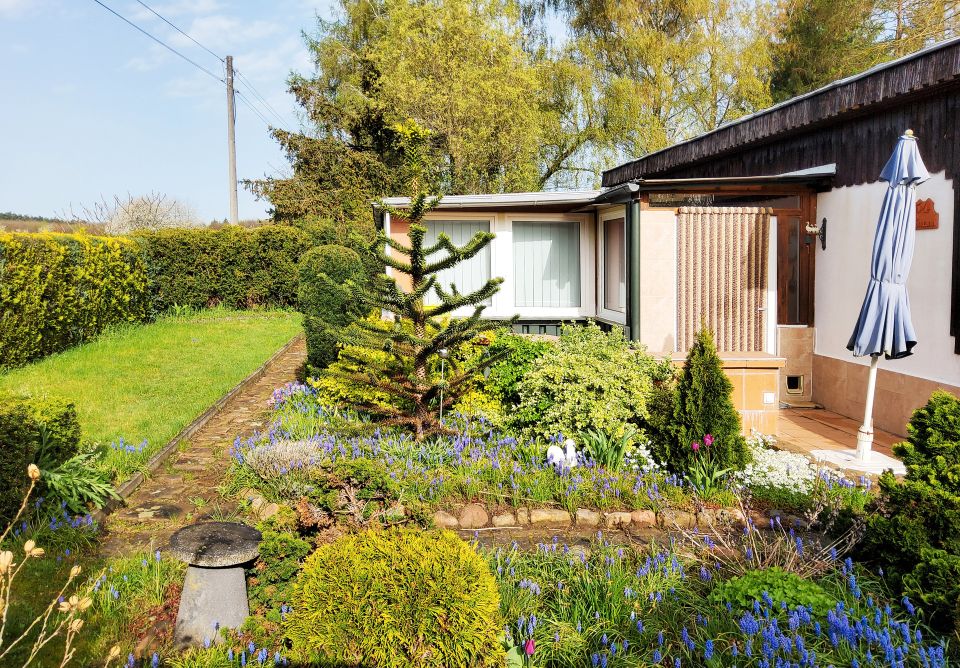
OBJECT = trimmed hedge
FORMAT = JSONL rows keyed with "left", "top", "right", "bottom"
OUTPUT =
{"left": 299, "top": 244, "right": 367, "bottom": 372}
{"left": 0, "top": 394, "right": 81, "bottom": 523}
{"left": 135, "top": 226, "right": 311, "bottom": 312}
{"left": 0, "top": 232, "right": 149, "bottom": 370}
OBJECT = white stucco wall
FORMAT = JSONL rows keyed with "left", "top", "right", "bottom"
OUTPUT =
{"left": 814, "top": 170, "right": 960, "bottom": 385}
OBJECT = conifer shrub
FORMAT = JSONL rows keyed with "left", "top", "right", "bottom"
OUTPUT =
{"left": 287, "top": 528, "right": 503, "bottom": 667}
{"left": 653, "top": 328, "right": 748, "bottom": 473}
{"left": 298, "top": 244, "right": 368, "bottom": 372}
{"left": 860, "top": 390, "right": 960, "bottom": 635}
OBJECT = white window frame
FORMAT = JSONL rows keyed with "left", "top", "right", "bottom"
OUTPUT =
{"left": 384, "top": 210, "right": 595, "bottom": 320}
{"left": 597, "top": 206, "right": 627, "bottom": 325}
{"left": 500, "top": 212, "right": 595, "bottom": 320}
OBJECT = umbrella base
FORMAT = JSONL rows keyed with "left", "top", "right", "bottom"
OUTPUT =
{"left": 810, "top": 448, "right": 905, "bottom": 476}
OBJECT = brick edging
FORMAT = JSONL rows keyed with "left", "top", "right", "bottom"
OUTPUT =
{"left": 93, "top": 333, "right": 304, "bottom": 522}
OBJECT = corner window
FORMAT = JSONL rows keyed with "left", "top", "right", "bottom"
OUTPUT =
{"left": 603, "top": 217, "right": 625, "bottom": 313}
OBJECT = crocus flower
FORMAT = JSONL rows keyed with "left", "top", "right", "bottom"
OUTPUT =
{"left": 704, "top": 434, "right": 714, "bottom": 447}
{"left": 691, "top": 441, "right": 700, "bottom": 451}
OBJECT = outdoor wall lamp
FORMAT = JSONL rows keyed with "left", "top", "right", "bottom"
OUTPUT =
{"left": 805, "top": 218, "right": 827, "bottom": 250}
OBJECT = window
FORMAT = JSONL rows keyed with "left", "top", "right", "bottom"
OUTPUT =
{"left": 603, "top": 217, "right": 625, "bottom": 313}
{"left": 512, "top": 221, "right": 581, "bottom": 308}
{"left": 423, "top": 220, "right": 491, "bottom": 305}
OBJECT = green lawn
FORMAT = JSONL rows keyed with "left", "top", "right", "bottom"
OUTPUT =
{"left": 0, "top": 308, "right": 302, "bottom": 481}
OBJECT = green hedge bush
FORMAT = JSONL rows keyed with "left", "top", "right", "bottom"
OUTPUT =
{"left": 287, "top": 527, "right": 503, "bottom": 667}
{"left": 0, "top": 232, "right": 149, "bottom": 370}
{"left": 0, "top": 394, "right": 81, "bottom": 522}
{"left": 135, "top": 225, "right": 311, "bottom": 313}
{"left": 511, "top": 323, "right": 668, "bottom": 440}
{"left": 861, "top": 390, "right": 960, "bottom": 635}
{"left": 483, "top": 332, "right": 551, "bottom": 407}
{"left": 298, "top": 244, "right": 367, "bottom": 372}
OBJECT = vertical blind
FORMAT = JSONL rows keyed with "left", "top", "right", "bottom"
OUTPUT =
{"left": 677, "top": 207, "right": 770, "bottom": 351}
{"left": 603, "top": 217, "right": 626, "bottom": 312}
{"left": 423, "top": 220, "right": 491, "bottom": 305}
{"left": 513, "top": 221, "right": 581, "bottom": 308}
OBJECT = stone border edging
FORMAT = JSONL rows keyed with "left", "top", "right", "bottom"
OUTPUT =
{"left": 93, "top": 333, "right": 305, "bottom": 523}
{"left": 433, "top": 503, "right": 803, "bottom": 532}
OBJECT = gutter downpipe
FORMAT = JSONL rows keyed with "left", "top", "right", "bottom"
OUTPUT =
{"left": 626, "top": 195, "right": 642, "bottom": 342}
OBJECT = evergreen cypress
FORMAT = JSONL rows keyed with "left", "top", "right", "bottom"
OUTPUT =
{"left": 667, "top": 328, "right": 748, "bottom": 472}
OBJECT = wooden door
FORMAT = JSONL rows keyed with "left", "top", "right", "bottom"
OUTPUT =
{"left": 774, "top": 195, "right": 816, "bottom": 325}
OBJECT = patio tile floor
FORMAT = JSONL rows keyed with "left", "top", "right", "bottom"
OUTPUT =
{"left": 775, "top": 407, "right": 904, "bottom": 476}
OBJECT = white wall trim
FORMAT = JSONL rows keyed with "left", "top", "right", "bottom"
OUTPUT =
{"left": 766, "top": 215, "right": 778, "bottom": 354}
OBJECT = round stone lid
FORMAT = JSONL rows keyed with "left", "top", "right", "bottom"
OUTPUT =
{"left": 168, "top": 522, "right": 262, "bottom": 567}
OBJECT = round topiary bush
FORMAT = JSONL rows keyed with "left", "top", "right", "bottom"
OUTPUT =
{"left": 287, "top": 527, "right": 503, "bottom": 667}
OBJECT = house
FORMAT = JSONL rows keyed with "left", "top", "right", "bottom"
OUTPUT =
{"left": 378, "top": 36, "right": 960, "bottom": 438}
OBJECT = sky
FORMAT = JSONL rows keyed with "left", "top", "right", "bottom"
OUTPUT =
{"left": 0, "top": 0, "right": 338, "bottom": 222}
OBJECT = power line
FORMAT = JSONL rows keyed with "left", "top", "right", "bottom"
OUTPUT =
{"left": 234, "top": 70, "right": 291, "bottom": 129}
{"left": 132, "top": 0, "right": 225, "bottom": 64}
{"left": 90, "top": 0, "right": 224, "bottom": 84}
{"left": 235, "top": 90, "right": 277, "bottom": 130}
{"left": 96, "top": 0, "right": 295, "bottom": 134}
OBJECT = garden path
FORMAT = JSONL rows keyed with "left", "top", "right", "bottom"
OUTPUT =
{"left": 99, "top": 337, "right": 306, "bottom": 557}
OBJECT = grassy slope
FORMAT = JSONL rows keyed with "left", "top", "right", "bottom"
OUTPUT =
{"left": 0, "top": 308, "right": 301, "bottom": 452}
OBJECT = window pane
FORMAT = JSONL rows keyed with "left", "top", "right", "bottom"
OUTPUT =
{"left": 513, "top": 221, "right": 581, "bottom": 307}
{"left": 423, "top": 220, "right": 491, "bottom": 305}
{"left": 603, "top": 217, "right": 625, "bottom": 312}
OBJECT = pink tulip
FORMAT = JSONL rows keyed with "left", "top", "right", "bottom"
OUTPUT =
{"left": 524, "top": 638, "right": 536, "bottom": 656}
{"left": 691, "top": 441, "right": 700, "bottom": 451}
{"left": 704, "top": 434, "right": 714, "bottom": 447}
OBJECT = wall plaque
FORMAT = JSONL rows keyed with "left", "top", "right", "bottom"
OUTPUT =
{"left": 917, "top": 198, "right": 939, "bottom": 230}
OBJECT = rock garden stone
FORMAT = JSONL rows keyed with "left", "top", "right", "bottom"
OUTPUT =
{"left": 575, "top": 509, "right": 600, "bottom": 527}
{"left": 458, "top": 503, "right": 489, "bottom": 529}
{"left": 604, "top": 512, "right": 632, "bottom": 529}
{"left": 515, "top": 508, "right": 531, "bottom": 525}
{"left": 168, "top": 522, "right": 262, "bottom": 648}
{"left": 529, "top": 508, "right": 570, "bottom": 526}
{"left": 630, "top": 509, "right": 656, "bottom": 528}
{"left": 659, "top": 508, "right": 697, "bottom": 529}
{"left": 432, "top": 510, "right": 459, "bottom": 529}
{"left": 492, "top": 512, "right": 517, "bottom": 527}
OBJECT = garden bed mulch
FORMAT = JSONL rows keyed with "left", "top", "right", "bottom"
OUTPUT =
{"left": 98, "top": 337, "right": 306, "bottom": 557}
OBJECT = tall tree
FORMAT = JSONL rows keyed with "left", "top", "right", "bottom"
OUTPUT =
{"left": 555, "top": 0, "right": 772, "bottom": 159}
{"left": 875, "top": 0, "right": 960, "bottom": 56}
{"left": 768, "top": 0, "right": 884, "bottom": 102}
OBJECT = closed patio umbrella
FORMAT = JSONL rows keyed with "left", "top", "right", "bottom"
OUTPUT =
{"left": 848, "top": 129, "right": 929, "bottom": 462}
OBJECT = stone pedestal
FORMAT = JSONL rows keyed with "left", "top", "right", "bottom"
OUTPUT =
{"left": 174, "top": 565, "right": 249, "bottom": 648}
{"left": 168, "top": 521, "right": 262, "bottom": 649}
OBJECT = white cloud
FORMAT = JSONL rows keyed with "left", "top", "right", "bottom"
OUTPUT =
{"left": 0, "top": 0, "right": 38, "bottom": 17}
{"left": 127, "top": 0, "right": 221, "bottom": 22}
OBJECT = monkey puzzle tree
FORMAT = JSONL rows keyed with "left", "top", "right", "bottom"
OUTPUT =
{"left": 330, "top": 124, "right": 511, "bottom": 436}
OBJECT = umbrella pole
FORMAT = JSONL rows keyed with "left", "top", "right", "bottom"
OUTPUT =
{"left": 856, "top": 355, "right": 880, "bottom": 462}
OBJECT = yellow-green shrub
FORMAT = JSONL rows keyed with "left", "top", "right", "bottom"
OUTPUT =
{"left": 287, "top": 528, "right": 503, "bottom": 667}
{"left": 0, "top": 231, "right": 149, "bottom": 369}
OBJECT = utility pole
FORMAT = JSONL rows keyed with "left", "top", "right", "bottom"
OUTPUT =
{"left": 225, "top": 55, "right": 239, "bottom": 225}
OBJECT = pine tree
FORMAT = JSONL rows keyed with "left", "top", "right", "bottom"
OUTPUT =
{"left": 669, "top": 328, "right": 748, "bottom": 471}
{"left": 332, "top": 122, "right": 511, "bottom": 437}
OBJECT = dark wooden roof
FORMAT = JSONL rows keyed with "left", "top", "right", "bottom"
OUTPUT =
{"left": 602, "top": 37, "right": 960, "bottom": 187}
